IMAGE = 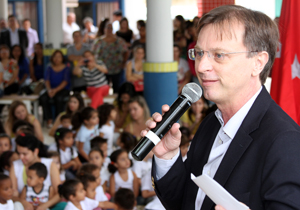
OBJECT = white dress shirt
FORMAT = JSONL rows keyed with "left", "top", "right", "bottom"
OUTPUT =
{"left": 26, "top": 27, "right": 39, "bottom": 57}
{"left": 9, "top": 28, "right": 19, "bottom": 46}
{"left": 155, "top": 87, "right": 262, "bottom": 210}
{"left": 63, "top": 22, "right": 80, "bottom": 44}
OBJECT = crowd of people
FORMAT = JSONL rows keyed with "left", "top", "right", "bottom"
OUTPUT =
{"left": 0, "top": 8, "right": 219, "bottom": 210}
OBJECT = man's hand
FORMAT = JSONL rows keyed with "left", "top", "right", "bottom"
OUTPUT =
{"left": 140, "top": 104, "right": 181, "bottom": 160}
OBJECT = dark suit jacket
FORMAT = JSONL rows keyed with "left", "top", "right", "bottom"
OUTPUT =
{"left": 0, "top": 29, "right": 28, "bottom": 51}
{"left": 152, "top": 86, "right": 300, "bottom": 210}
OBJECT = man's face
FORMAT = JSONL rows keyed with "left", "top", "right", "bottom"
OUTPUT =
{"left": 23, "top": 20, "right": 31, "bottom": 31}
{"left": 195, "top": 22, "right": 258, "bottom": 105}
{"left": 8, "top": 17, "right": 17, "bottom": 29}
{"left": 67, "top": 14, "right": 75, "bottom": 24}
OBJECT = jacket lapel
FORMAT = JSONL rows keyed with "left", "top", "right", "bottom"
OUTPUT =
{"left": 200, "top": 86, "right": 272, "bottom": 210}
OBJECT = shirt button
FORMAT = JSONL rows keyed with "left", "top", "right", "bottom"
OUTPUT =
{"left": 218, "top": 140, "right": 223, "bottom": 144}
{"left": 207, "top": 171, "right": 210, "bottom": 175}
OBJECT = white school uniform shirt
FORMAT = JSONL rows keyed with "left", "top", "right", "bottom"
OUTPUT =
{"left": 64, "top": 197, "right": 98, "bottom": 210}
{"left": 60, "top": 146, "right": 78, "bottom": 165}
{"left": 142, "top": 171, "right": 165, "bottom": 210}
{"left": 100, "top": 157, "right": 111, "bottom": 185}
{"left": 13, "top": 158, "right": 53, "bottom": 193}
{"left": 25, "top": 184, "right": 50, "bottom": 206}
{"left": 0, "top": 199, "right": 14, "bottom": 210}
{"left": 76, "top": 124, "right": 99, "bottom": 156}
{"left": 114, "top": 168, "right": 134, "bottom": 192}
{"left": 95, "top": 185, "right": 108, "bottom": 202}
{"left": 132, "top": 158, "right": 152, "bottom": 179}
{"left": 154, "top": 87, "right": 262, "bottom": 210}
{"left": 98, "top": 121, "right": 115, "bottom": 156}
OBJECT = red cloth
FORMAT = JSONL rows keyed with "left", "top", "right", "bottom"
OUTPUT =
{"left": 188, "top": 41, "right": 196, "bottom": 77}
{"left": 86, "top": 85, "right": 110, "bottom": 109}
{"left": 197, "top": 0, "right": 234, "bottom": 17}
{"left": 270, "top": 0, "right": 300, "bottom": 125}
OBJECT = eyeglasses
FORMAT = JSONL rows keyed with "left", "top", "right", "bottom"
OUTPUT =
{"left": 188, "top": 49, "right": 257, "bottom": 62}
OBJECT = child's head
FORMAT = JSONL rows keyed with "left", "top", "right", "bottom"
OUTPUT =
{"left": 60, "top": 114, "right": 72, "bottom": 128}
{"left": 59, "top": 179, "right": 85, "bottom": 202}
{"left": 77, "top": 163, "right": 100, "bottom": 185}
{"left": 97, "top": 103, "right": 117, "bottom": 128}
{"left": 54, "top": 127, "right": 74, "bottom": 149}
{"left": 0, "top": 151, "right": 19, "bottom": 172}
{"left": 0, "top": 134, "right": 11, "bottom": 155}
{"left": 117, "top": 132, "right": 137, "bottom": 153}
{"left": 27, "top": 162, "right": 47, "bottom": 188}
{"left": 0, "top": 173, "right": 13, "bottom": 203}
{"left": 90, "top": 136, "right": 108, "bottom": 158}
{"left": 115, "top": 188, "right": 135, "bottom": 210}
{"left": 89, "top": 148, "right": 104, "bottom": 169}
{"left": 108, "top": 149, "right": 131, "bottom": 173}
{"left": 47, "top": 151, "right": 61, "bottom": 172}
{"left": 180, "top": 134, "right": 190, "bottom": 158}
{"left": 12, "top": 120, "right": 34, "bottom": 136}
{"left": 77, "top": 173, "right": 97, "bottom": 199}
{"left": 72, "top": 107, "right": 99, "bottom": 130}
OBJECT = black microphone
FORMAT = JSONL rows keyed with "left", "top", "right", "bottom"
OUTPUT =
{"left": 131, "top": 83, "right": 202, "bottom": 161}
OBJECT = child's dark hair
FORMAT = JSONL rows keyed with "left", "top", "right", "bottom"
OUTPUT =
{"left": 16, "top": 134, "right": 47, "bottom": 157}
{"left": 115, "top": 188, "right": 135, "bottom": 209}
{"left": 180, "top": 133, "right": 190, "bottom": 147}
{"left": 28, "top": 162, "right": 48, "bottom": 179}
{"left": 89, "top": 148, "right": 104, "bottom": 159}
{"left": 90, "top": 136, "right": 107, "bottom": 150}
{"left": 54, "top": 128, "right": 74, "bottom": 162}
{"left": 0, "top": 133, "right": 11, "bottom": 146}
{"left": 97, "top": 103, "right": 115, "bottom": 128}
{"left": 60, "top": 114, "right": 71, "bottom": 122}
{"left": 66, "top": 92, "right": 85, "bottom": 115}
{"left": 72, "top": 107, "right": 97, "bottom": 130}
{"left": 58, "top": 179, "right": 81, "bottom": 200}
{"left": 0, "top": 151, "right": 15, "bottom": 172}
{"left": 77, "top": 163, "right": 99, "bottom": 176}
{"left": 119, "top": 132, "right": 137, "bottom": 153}
{"left": 108, "top": 149, "right": 128, "bottom": 174}
{"left": 77, "top": 173, "right": 96, "bottom": 190}
{"left": 0, "top": 173, "right": 10, "bottom": 182}
{"left": 12, "top": 120, "right": 34, "bottom": 135}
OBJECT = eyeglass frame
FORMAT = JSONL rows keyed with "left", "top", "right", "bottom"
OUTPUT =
{"left": 188, "top": 48, "right": 258, "bottom": 61}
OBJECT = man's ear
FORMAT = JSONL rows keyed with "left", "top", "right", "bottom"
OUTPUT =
{"left": 252, "top": 51, "right": 269, "bottom": 77}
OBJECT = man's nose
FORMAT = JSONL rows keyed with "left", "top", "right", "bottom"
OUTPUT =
{"left": 195, "top": 54, "right": 213, "bottom": 74}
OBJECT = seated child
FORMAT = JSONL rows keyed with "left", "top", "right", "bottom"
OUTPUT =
{"left": 48, "top": 151, "right": 66, "bottom": 182}
{"left": 77, "top": 173, "right": 116, "bottom": 208}
{"left": 115, "top": 188, "right": 136, "bottom": 210}
{"left": 132, "top": 151, "right": 153, "bottom": 186}
{"left": 20, "top": 162, "right": 54, "bottom": 208}
{"left": 59, "top": 179, "right": 115, "bottom": 210}
{"left": 12, "top": 120, "right": 35, "bottom": 150}
{"left": 108, "top": 149, "right": 139, "bottom": 198}
{"left": 0, "top": 151, "right": 19, "bottom": 175}
{"left": 0, "top": 173, "right": 24, "bottom": 210}
{"left": 0, "top": 134, "right": 12, "bottom": 155}
{"left": 58, "top": 114, "right": 72, "bottom": 130}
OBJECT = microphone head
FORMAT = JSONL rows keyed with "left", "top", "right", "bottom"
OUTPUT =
{"left": 182, "top": 83, "right": 202, "bottom": 103}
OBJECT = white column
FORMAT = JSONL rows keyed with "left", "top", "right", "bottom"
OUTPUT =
{"left": 0, "top": 0, "right": 8, "bottom": 20}
{"left": 45, "top": 0, "right": 65, "bottom": 48}
{"left": 146, "top": 0, "right": 173, "bottom": 63}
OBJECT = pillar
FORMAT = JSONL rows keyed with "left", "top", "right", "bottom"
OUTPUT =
{"left": 45, "top": 0, "right": 65, "bottom": 48}
{"left": 0, "top": 0, "right": 8, "bottom": 20}
{"left": 144, "top": 0, "right": 178, "bottom": 115}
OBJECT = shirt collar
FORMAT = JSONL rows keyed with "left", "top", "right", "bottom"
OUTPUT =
{"left": 215, "top": 86, "right": 262, "bottom": 139}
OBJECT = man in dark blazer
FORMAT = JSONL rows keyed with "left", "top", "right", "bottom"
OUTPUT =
{"left": 143, "top": 5, "right": 300, "bottom": 210}
{"left": 0, "top": 15, "right": 28, "bottom": 52}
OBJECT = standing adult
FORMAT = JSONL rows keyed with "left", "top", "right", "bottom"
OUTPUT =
{"left": 0, "top": 18, "right": 7, "bottom": 31}
{"left": 92, "top": 22, "right": 128, "bottom": 93}
{"left": 116, "top": 17, "right": 134, "bottom": 49}
{"left": 145, "top": 5, "right": 300, "bottom": 210}
{"left": 0, "top": 15, "right": 28, "bottom": 53}
{"left": 39, "top": 50, "right": 71, "bottom": 127}
{"left": 29, "top": 42, "right": 44, "bottom": 82}
{"left": 22, "top": 19, "right": 39, "bottom": 58}
{"left": 112, "top": 10, "right": 122, "bottom": 34}
{"left": 82, "top": 17, "right": 98, "bottom": 48}
{"left": 11, "top": 44, "right": 30, "bottom": 87}
{"left": 67, "top": 31, "right": 89, "bottom": 92}
{"left": 130, "top": 21, "right": 146, "bottom": 59}
{"left": 62, "top": 12, "right": 80, "bottom": 45}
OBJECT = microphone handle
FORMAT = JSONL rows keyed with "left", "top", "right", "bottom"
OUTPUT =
{"left": 131, "top": 95, "right": 192, "bottom": 161}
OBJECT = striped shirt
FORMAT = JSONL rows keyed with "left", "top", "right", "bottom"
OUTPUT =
{"left": 81, "top": 60, "right": 108, "bottom": 87}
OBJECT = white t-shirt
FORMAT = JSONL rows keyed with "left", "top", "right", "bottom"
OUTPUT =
{"left": 60, "top": 146, "right": 78, "bottom": 165}
{"left": 112, "top": 20, "right": 120, "bottom": 34}
{"left": 62, "top": 22, "right": 80, "bottom": 44}
{"left": 132, "top": 158, "right": 152, "bottom": 179}
{"left": 99, "top": 121, "right": 115, "bottom": 156}
{"left": 64, "top": 197, "right": 98, "bottom": 210}
{"left": 142, "top": 171, "right": 165, "bottom": 210}
{"left": 76, "top": 124, "right": 99, "bottom": 156}
{"left": 177, "top": 58, "right": 190, "bottom": 83}
{"left": 114, "top": 168, "right": 134, "bottom": 192}
{"left": 0, "top": 199, "right": 14, "bottom": 210}
{"left": 100, "top": 157, "right": 111, "bottom": 185}
{"left": 25, "top": 184, "right": 50, "bottom": 206}
{"left": 95, "top": 185, "right": 108, "bottom": 202}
